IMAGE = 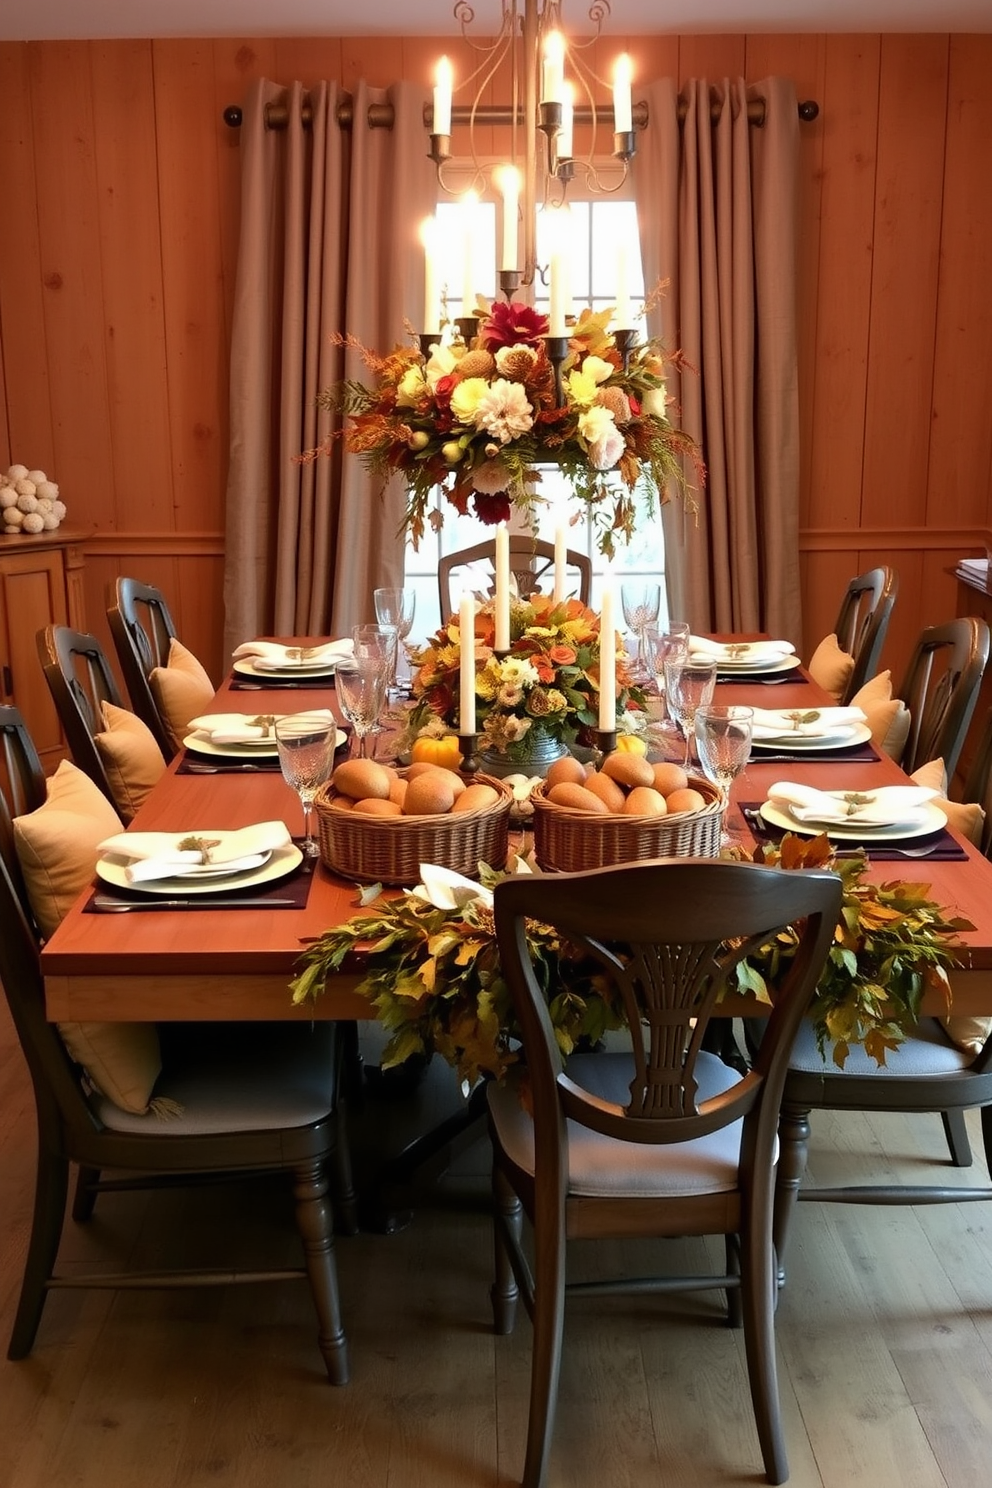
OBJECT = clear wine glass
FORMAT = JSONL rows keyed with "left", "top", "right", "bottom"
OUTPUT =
{"left": 694, "top": 705, "right": 754, "bottom": 844}
{"left": 663, "top": 656, "right": 717, "bottom": 768}
{"left": 621, "top": 581, "right": 662, "bottom": 682}
{"left": 374, "top": 587, "right": 417, "bottom": 690}
{"left": 335, "top": 659, "right": 388, "bottom": 760}
{"left": 650, "top": 623, "right": 690, "bottom": 742}
{"left": 274, "top": 713, "right": 338, "bottom": 858}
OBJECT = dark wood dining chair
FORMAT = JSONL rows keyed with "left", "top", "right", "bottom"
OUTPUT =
{"left": 437, "top": 535, "right": 592, "bottom": 620}
{"left": 490, "top": 858, "right": 842, "bottom": 1488}
{"left": 834, "top": 565, "right": 898, "bottom": 702}
{"left": 0, "top": 703, "right": 46, "bottom": 822}
{"left": 896, "top": 615, "right": 990, "bottom": 777}
{"left": 0, "top": 708, "right": 356, "bottom": 1379}
{"left": 106, "top": 576, "right": 179, "bottom": 761}
{"left": 36, "top": 624, "right": 127, "bottom": 809}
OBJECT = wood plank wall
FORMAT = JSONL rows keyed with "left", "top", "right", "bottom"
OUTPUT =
{"left": 0, "top": 32, "right": 990, "bottom": 685}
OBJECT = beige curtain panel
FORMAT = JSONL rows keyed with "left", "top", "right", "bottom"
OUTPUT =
{"left": 635, "top": 76, "right": 801, "bottom": 641}
{"left": 223, "top": 78, "right": 436, "bottom": 662}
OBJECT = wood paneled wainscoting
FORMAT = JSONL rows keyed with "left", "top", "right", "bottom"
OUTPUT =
{"left": 80, "top": 530, "right": 226, "bottom": 691}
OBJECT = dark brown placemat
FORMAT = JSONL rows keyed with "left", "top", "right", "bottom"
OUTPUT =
{"left": 84, "top": 855, "right": 317, "bottom": 912}
{"left": 739, "top": 802, "right": 968, "bottom": 861}
{"left": 229, "top": 674, "right": 336, "bottom": 691}
{"left": 749, "top": 741, "right": 880, "bottom": 765}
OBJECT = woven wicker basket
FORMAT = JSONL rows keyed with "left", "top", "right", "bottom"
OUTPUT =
{"left": 314, "top": 770, "right": 513, "bottom": 884}
{"left": 530, "top": 774, "right": 724, "bottom": 872}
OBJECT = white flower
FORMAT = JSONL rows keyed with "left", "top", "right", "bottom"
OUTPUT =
{"left": 588, "top": 424, "right": 626, "bottom": 470}
{"left": 472, "top": 456, "right": 512, "bottom": 494}
{"left": 473, "top": 379, "right": 534, "bottom": 444}
{"left": 577, "top": 404, "right": 617, "bottom": 445}
{"left": 424, "top": 343, "right": 458, "bottom": 388}
{"left": 395, "top": 365, "right": 427, "bottom": 407}
{"left": 498, "top": 683, "right": 525, "bottom": 707}
{"left": 450, "top": 377, "right": 490, "bottom": 424}
{"left": 641, "top": 385, "right": 672, "bottom": 418}
{"left": 502, "top": 716, "right": 533, "bottom": 742}
{"left": 582, "top": 355, "right": 614, "bottom": 386}
{"left": 411, "top": 863, "right": 493, "bottom": 911}
{"left": 498, "top": 656, "right": 540, "bottom": 688}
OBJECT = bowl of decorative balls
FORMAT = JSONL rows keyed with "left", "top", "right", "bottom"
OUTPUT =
{"left": 0, "top": 465, "right": 66, "bottom": 536}
{"left": 529, "top": 751, "right": 724, "bottom": 871}
{"left": 314, "top": 758, "right": 513, "bottom": 884}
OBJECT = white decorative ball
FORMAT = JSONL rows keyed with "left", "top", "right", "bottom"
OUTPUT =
{"left": 41, "top": 511, "right": 60, "bottom": 530}
{"left": 27, "top": 469, "right": 47, "bottom": 486}
{"left": 53, "top": 500, "right": 67, "bottom": 520}
{"left": 16, "top": 491, "right": 39, "bottom": 513}
{"left": 0, "top": 486, "right": 17, "bottom": 509}
{"left": 35, "top": 480, "right": 59, "bottom": 501}
{"left": 7, "top": 463, "right": 28, "bottom": 481}
{"left": 3, "top": 507, "right": 24, "bottom": 528}
{"left": 14, "top": 478, "right": 36, "bottom": 498}
{"left": 22, "top": 512, "right": 45, "bottom": 534}
{"left": 36, "top": 497, "right": 53, "bottom": 513}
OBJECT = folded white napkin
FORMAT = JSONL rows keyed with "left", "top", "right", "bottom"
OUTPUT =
{"left": 409, "top": 857, "right": 533, "bottom": 911}
{"left": 689, "top": 636, "right": 795, "bottom": 664}
{"left": 187, "top": 709, "right": 335, "bottom": 745}
{"left": 231, "top": 639, "right": 354, "bottom": 671}
{"left": 766, "top": 781, "right": 938, "bottom": 828}
{"left": 97, "top": 821, "right": 293, "bottom": 883}
{"left": 751, "top": 705, "right": 866, "bottom": 741}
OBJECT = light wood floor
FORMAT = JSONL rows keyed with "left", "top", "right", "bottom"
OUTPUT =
{"left": 3, "top": 1006, "right": 992, "bottom": 1488}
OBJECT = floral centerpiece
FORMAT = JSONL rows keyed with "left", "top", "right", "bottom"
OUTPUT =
{"left": 397, "top": 591, "right": 646, "bottom": 762}
{"left": 317, "top": 300, "right": 704, "bottom": 555}
{"left": 289, "top": 836, "right": 972, "bottom": 1086}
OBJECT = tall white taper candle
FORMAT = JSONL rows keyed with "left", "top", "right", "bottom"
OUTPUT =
{"left": 553, "top": 525, "right": 567, "bottom": 603}
{"left": 598, "top": 572, "right": 617, "bottom": 730}
{"left": 459, "top": 591, "right": 476, "bottom": 733}
{"left": 494, "top": 523, "right": 511, "bottom": 651}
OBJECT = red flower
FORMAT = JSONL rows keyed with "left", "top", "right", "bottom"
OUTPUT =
{"left": 472, "top": 490, "right": 512, "bottom": 526}
{"left": 479, "top": 299, "right": 549, "bottom": 351}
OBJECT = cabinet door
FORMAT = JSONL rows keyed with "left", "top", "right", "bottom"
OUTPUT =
{"left": 0, "top": 547, "right": 68, "bottom": 768}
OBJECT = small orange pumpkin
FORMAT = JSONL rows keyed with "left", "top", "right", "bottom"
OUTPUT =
{"left": 410, "top": 734, "right": 463, "bottom": 770}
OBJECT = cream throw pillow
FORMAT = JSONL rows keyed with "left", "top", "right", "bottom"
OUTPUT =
{"left": 850, "top": 671, "right": 910, "bottom": 762}
{"left": 808, "top": 633, "right": 855, "bottom": 703}
{"left": 94, "top": 701, "right": 166, "bottom": 822}
{"left": 149, "top": 638, "right": 215, "bottom": 752}
{"left": 12, "top": 760, "right": 162, "bottom": 1115}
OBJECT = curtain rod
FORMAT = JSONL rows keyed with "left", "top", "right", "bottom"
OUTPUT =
{"left": 222, "top": 96, "right": 820, "bottom": 131}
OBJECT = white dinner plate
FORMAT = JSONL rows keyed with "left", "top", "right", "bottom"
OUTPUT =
{"left": 95, "top": 842, "right": 304, "bottom": 896}
{"left": 758, "top": 798, "right": 947, "bottom": 841}
{"left": 713, "top": 653, "right": 803, "bottom": 676}
{"left": 751, "top": 722, "right": 873, "bottom": 753}
{"left": 183, "top": 728, "right": 346, "bottom": 759}
{"left": 233, "top": 657, "right": 338, "bottom": 681}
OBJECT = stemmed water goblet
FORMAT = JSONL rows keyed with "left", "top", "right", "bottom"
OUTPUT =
{"left": 373, "top": 587, "right": 416, "bottom": 692}
{"left": 649, "top": 623, "right": 691, "bottom": 746}
{"left": 621, "top": 581, "right": 662, "bottom": 682}
{"left": 335, "top": 658, "right": 388, "bottom": 760}
{"left": 274, "top": 712, "right": 339, "bottom": 858}
{"left": 663, "top": 655, "right": 717, "bottom": 768}
{"left": 694, "top": 704, "right": 754, "bottom": 844}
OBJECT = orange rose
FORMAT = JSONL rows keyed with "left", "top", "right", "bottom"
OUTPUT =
{"left": 548, "top": 644, "right": 576, "bottom": 665}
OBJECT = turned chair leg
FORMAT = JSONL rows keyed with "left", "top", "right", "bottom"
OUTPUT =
{"left": 773, "top": 1103, "right": 811, "bottom": 1290}
{"left": 71, "top": 1164, "right": 101, "bottom": 1222}
{"left": 522, "top": 1208, "right": 567, "bottom": 1488}
{"left": 491, "top": 1166, "right": 521, "bottom": 1335}
{"left": 291, "top": 1159, "right": 349, "bottom": 1385}
{"left": 739, "top": 1218, "right": 789, "bottom": 1485}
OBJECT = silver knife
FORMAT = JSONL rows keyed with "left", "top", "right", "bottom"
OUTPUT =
{"left": 92, "top": 893, "right": 299, "bottom": 912}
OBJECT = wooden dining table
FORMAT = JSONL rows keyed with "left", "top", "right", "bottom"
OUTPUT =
{"left": 40, "top": 658, "right": 992, "bottom": 1026}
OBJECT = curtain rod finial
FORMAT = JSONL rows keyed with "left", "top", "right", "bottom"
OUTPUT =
{"left": 223, "top": 105, "right": 243, "bottom": 128}
{"left": 798, "top": 100, "right": 819, "bottom": 122}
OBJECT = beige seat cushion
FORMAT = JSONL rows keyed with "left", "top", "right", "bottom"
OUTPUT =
{"left": 12, "top": 760, "right": 162, "bottom": 1115}
{"left": 910, "top": 759, "right": 992, "bottom": 1055}
{"left": 149, "top": 638, "right": 215, "bottom": 752}
{"left": 808, "top": 633, "right": 854, "bottom": 702}
{"left": 94, "top": 701, "right": 166, "bottom": 822}
{"left": 850, "top": 670, "right": 910, "bottom": 762}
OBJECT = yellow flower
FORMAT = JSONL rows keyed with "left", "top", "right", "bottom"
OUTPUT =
{"left": 565, "top": 368, "right": 599, "bottom": 408}
{"left": 395, "top": 365, "right": 427, "bottom": 407}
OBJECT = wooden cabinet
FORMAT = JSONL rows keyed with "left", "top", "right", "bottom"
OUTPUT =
{"left": 0, "top": 532, "right": 87, "bottom": 771}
